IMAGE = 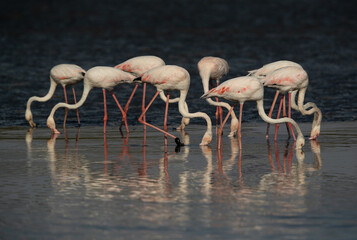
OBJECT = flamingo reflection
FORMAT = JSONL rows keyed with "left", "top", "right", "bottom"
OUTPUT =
{"left": 260, "top": 139, "right": 322, "bottom": 193}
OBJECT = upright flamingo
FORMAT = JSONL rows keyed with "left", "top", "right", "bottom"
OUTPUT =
{"left": 198, "top": 56, "right": 238, "bottom": 137}
{"left": 261, "top": 66, "right": 322, "bottom": 140}
{"left": 46, "top": 66, "right": 136, "bottom": 134}
{"left": 201, "top": 76, "right": 305, "bottom": 149}
{"left": 248, "top": 60, "right": 302, "bottom": 139}
{"left": 136, "top": 65, "right": 213, "bottom": 146}
{"left": 25, "top": 64, "right": 86, "bottom": 128}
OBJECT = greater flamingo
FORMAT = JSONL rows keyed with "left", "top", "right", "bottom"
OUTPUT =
{"left": 46, "top": 66, "right": 136, "bottom": 134}
{"left": 201, "top": 76, "right": 305, "bottom": 150}
{"left": 115, "top": 56, "right": 190, "bottom": 131}
{"left": 198, "top": 56, "right": 238, "bottom": 137}
{"left": 25, "top": 64, "right": 86, "bottom": 128}
{"left": 261, "top": 66, "right": 322, "bottom": 140}
{"left": 248, "top": 60, "right": 302, "bottom": 139}
{"left": 136, "top": 65, "right": 213, "bottom": 146}
{"left": 114, "top": 56, "right": 165, "bottom": 123}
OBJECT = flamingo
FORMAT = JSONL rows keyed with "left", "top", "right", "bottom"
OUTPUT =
{"left": 201, "top": 76, "right": 305, "bottom": 150}
{"left": 198, "top": 56, "right": 238, "bottom": 137}
{"left": 114, "top": 56, "right": 165, "bottom": 126}
{"left": 25, "top": 64, "right": 86, "bottom": 128}
{"left": 136, "top": 65, "right": 213, "bottom": 146}
{"left": 114, "top": 56, "right": 190, "bottom": 131}
{"left": 46, "top": 66, "right": 136, "bottom": 134}
{"left": 248, "top": 60, "right": 302, "bottom": 139}
{"left": 261, "top": 66, "right": 322, "bottom": 140}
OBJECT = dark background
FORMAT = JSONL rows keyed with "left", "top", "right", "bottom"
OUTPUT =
{"left": 1, "top": 0, "right": 356, "bottom": 127}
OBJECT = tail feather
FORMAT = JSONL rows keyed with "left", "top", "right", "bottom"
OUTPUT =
{"left": 133, "top": 76, "right": 142, "bottom": 83}
{"left": 201, "top": 87, "right": 216, "bottom": 99}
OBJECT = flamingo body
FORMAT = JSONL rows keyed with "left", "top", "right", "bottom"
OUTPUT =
{"left": 249, "top": 60, "right": 302, "bottom": 79}
{"left": 46, "top": 66, "right": 136, "bottom": 134}
{"left": 142, "top": 65, "right": 190, "bottom": 91}
{"left": 50, "top": 64, "right": 86, "bottom": 86}
{"left": 202, "top": 76, "right": 305, "bottom": 149}
{"left": 85, "top": 66, "right": 136, "bottom": 90}
{"left": 25, "top": 64, "right": 85, "bottom": 127}
{"left": 198, "top": 56, "right": 238, "bottom": 137}
{"left": 138, "top": 65, "right": 212, "bottom": 145}
{"left": 206, "top": 76, "right": 263, "bottom": 103}
{"left": 115, "top": 56, "right": 165, "bottom": 77}
{"left": 262, "top": 66, "right": 309, "bottom": 93}
{"left": 198, "top": 57, "right": 229, "bottom": 81}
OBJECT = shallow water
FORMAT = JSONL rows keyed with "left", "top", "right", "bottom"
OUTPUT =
{"left": 0, "top": 122, "right": 356, "bottom": 239}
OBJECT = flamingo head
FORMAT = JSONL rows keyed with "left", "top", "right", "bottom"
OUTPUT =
{"left": 200, "top": 131, "right": 212, "bottom": 146}
{"left": 295, "top": 136, "right": 305, "bottom": 150}
{"left": 46, "top": 116, "right": 60, "bottom": 134}
{"left": 228, "top": 118, "right": 239, "bottom": 138}
{"left": 295, "top": 148, "right": 305, "bottom": 162}
{"left": 25, "top": 109, "right": 36, "bottom": 128}
{"left": 309, "top": 125, "right": 320, "bottom": 140}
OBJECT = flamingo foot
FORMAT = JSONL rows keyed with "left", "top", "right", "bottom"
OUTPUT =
{"left": 309, "top": 135, "right": 318, "bottom": 140}
{"left": 29, "top": 120, "right": 36, "bottom": 128}
{"left": 200, "top": 132, "right": 212, "bottom": 146}
{"left": 51, "top": 128, "right": 60, "bottom": 134}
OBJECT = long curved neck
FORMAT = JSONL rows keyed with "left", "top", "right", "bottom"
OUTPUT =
{"left": 159, "top": 91, "right": 180, "bottom": 103}
{"left": 290, "top": 90, "right": 299, "bottom": 111}
{"left": 201, "top": 71, "right": 237, "bottom": 119}
{"left": 26, "top": 77, "right": 57, "bottom": 111}
{"left": 256, "top": 99, "right": 303, "bottom": 138}
{"left": 49, "top": 80, "right": 92, "bottom": 118}
{"left": 178, "top": 90, "right": 212, "bottom": 133}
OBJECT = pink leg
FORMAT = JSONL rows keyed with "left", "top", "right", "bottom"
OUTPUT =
{"left": 215, "top": 97, "right": 220, "bottom": 126}
{"left": 282, "top": 94, "right": 291, "bottom": 138}
{"left": 72, "top": 87, "right": 80, "bottom": 126}
{"left": 110, "top": 90, "right": 129, "bottom": 133}
{"left": 164, "top": 92, "right": 170, "bottom": 145}
{"left": 274, "top": 96, "right": 284, "bottom": 141}
{"left": 218, "top": 104, "right": 236, "bottom": 148}
{"left": 63, "top": 86, "right": 68, "bottom": 127}
{"left": 238, "top": 103, "right": 243, "bottom": 149}
{"left": 103, "top": 89, "right": 108, "bottom": 134}
{"left": 142, "top": 83, "right": 147, "bottom": 131}
{"left": 266, "top": 91, "right": 279, "bottom": 139}
{"left": 217, "top": 81, "right": 223, "bottom": 126}
{"left": 120, "top": 84, "right": 139, "bottom": 129}
{"left": 138, "top": 91, "right": 179, "bottom": 141}
{"left": 288, "top": 92, "right": 296, "bottom": 141}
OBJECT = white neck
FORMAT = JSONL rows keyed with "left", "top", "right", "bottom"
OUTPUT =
{"left": 201, "top": 72, "right": 238, "bottom": 120}
{"left": 178, "top": 90, "right": 212, "bottom": 133}
{"left": 26, "top": 77, "right": 57, "bottom": 113}
{"left": 256, "top": 99, "right": 304, "bottom": 139}
{"left": 49, "top": 79, "right": 92, "bottom": 119}
{"left": 159, "top": 91, "right": 180, "bottom": 103}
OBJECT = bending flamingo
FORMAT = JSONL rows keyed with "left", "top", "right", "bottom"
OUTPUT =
{"left": 201, "top": 76, "right": 305, "bottom": 150}
{"left": 261, "top": 66, "right": 322, "bottom": 140}
{"left": 248, "top": 60, "right": 302, "bottom": 139}
{"left": 198, "top": 56, "right": 238, "bottom": 137}
{"left": 136, "top": 65, "right": 213, "bottom": 146}
{"left": 115, "top": 56, "right": 190, "bottom": 130}
{"left": 46, "top": 66, "right": 136, "bottom": 134}
{"left": 25, "top": 64, "right": 86, "bottom": 128}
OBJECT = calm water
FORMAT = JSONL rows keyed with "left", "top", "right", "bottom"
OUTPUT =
{"left": 1, "top": 0, "right": 357, "bottom": 239}
{"left": 0, "top": 122, "right": 356, "bottom": 239}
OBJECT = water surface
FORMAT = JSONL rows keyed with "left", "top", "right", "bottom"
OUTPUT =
{"left": 0, "top": 122, "right": 356, "bottom": 239}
